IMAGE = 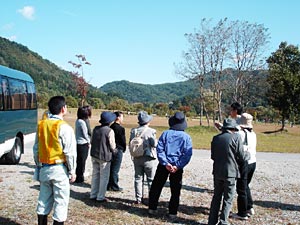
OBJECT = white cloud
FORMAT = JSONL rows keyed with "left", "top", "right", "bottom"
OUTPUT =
{"left": 17, "top": 6, "right": 35, "bottom": 20}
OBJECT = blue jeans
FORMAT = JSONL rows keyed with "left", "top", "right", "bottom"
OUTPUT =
{"left": 108, "top": 148, "right": 123, "bottom": 190}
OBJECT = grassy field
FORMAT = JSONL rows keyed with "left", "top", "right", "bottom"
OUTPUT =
{"left": 42, "top": 108, "right": 300, "bottom": 153}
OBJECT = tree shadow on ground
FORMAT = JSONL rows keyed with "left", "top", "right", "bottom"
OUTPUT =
{"left": 262, "top": 128, "right": 287, "bottom": 134}
{"left": 165, "top": 181, "right": 212, "bottom": 193}
{"left": 255, "top": 200, "right": 300, "bottom": 211}
{"left": 0, "top": 217, "right": 22, "bottom": 225}
{"left": 70, "top": 189, "right": 207, "bottom": 225}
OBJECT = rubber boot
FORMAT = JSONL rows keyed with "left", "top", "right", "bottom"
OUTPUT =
{"left": 38, "top": 214, "right": 48, "bottom": 225}
{"left": 53, "top": 220, "right": 64, "bottom": 225}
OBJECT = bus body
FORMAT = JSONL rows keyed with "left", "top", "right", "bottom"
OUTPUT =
{"left": 0, "top": 65, "right": 37, "bottom": 164}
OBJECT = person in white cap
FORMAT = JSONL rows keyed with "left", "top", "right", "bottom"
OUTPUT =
{"left": 232, "top": 113, "right": 257, "bottom": 220}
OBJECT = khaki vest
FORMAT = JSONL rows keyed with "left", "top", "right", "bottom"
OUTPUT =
{"left": 38, "top": 119, "right": 66, "bottom": 164}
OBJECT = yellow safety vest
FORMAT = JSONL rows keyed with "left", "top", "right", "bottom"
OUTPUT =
{"left": 38, "top": 119, "right": 67, "bottom": 164}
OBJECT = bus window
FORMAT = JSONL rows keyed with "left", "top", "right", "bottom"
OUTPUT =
{"left": 8, "top": 78, "right": 27, "bottom": 110}
{"left": 1, "top": 77, "right": 11, "bottom": 110}
{"left": 26, "top": 82, "right": 37, "bottom": 109}
{"left": 0, "top": 76, "right": 2, "bottom": 110}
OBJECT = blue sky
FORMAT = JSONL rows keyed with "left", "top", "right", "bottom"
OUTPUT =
{"left": 1, "top": 1, "right": 299, "bottom": 87}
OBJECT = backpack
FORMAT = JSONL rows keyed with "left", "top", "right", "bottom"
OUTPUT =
{"left": 129, "top": 128, "right": 148, "bottom": 158}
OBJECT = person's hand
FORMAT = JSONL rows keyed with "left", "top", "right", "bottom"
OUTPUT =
{"left": 69, "top": 173, "right": 76, "bottom": 183}
{"left": 166, "top": 164, "right": 173, "bottom": 172}
{"left": 214, "top": 122, "right": 223, "bottom": 130}
{"left": 166, "top": 164, "right": 178, "bottom": 173}
{"left": 170, "top": 165, "right": 178, "bottom": 173}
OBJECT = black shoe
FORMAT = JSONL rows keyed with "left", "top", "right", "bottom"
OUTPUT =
{"left": 75, "top": 177, "right": 84, "bottom": 183}
{"left": 96, "top": 198, "right": 109, "bottom": 203}
{"left": 38, "top": 215, "right": 48, "bottom": 225}
{"left": 112, "top": 187, "right": 123, "bottom": 192}
{"left": 53, "top": 220, "right": 64, "bottom": 225}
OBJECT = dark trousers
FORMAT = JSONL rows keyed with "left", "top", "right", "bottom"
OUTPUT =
{"left": 75, "top": 143, "right": 89, "bottom": 182}
{"left": 246, "top": 162, "right": 256, "bottom": 210}
{"left": 208, "top": 176, "right": 236, "bottom": 225}
{"left": 108, "top": 148, "right": 123, "bottom": 190}
{"left": 236, "top": 161, "right": 249, "bottom": 217}
{"left": 149, "top": 164, "right": 183, "bottom": 215}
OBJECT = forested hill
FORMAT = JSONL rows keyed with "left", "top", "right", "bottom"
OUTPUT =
{"left": 0, "top": 36, "right": 109, "bottom": 107}
{"left": 0, "top": 37, "right": 74, "bottom": 97}
{"left": 100, "top": 80, "right": 198, "bottom": 103}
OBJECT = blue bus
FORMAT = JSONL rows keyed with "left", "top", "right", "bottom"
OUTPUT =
{"left": 0, "top": 65, "right": 37, "bottom": 164}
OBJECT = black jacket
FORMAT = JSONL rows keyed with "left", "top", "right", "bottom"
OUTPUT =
{"left": 110, "top": 122, "right": 126, "bottom": 151}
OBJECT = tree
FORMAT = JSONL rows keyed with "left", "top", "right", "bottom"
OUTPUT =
{"left": 65, "top": 95, "right": 78, "bottom": 108}
{"left": 68, "top": 54, "right": 91, "bottom": 106}
{"left": 266, "top": 42, "right": 300, "bottom": 130}
{"left": 176, "top": 18, "right": 231, "bottom": 125}
{"left": 176, "top": 18, "right": 270, "bottom": 124}
{"left": 107, "top": 98, "right": 131, "bottom": 111}
{"left": 229, "top": 21, "right": 270, "bottom": 106}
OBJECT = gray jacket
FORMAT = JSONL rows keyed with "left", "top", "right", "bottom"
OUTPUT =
{"left": 211, "top": 130, "right": 246, "bottom": 178}
{"left": 75, "top": 119, "right": 90, "bottom": 145}
{"left": 129, "top": 125, "right": 157, "bottom": 158}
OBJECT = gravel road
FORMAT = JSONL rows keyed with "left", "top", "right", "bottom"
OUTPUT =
{"left": 1, "top": 135, "right": 300, "bottom": 225}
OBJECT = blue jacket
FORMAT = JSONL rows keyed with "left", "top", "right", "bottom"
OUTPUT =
{"left": 156, "top": 129, "right": 192, "bottom": 169}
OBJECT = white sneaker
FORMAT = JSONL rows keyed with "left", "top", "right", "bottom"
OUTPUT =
{"left": 247, "top": 208, "right": 255, "bottom": 216}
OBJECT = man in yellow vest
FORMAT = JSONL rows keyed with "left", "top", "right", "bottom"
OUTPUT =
{"left": 33, "top": 96, "right": 76, "bottom": 225}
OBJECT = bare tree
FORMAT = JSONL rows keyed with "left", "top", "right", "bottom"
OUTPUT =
{"left": 176, "top": 18, "right": 270, "bottom": 125}
{"left": 175, "top": 19, "right": 211, "bottom": 125}
{"left": 207, "top": 19, "right": 231, "bottom": 123}
{"left": 228, "top": 21, "right": 270, "bottom": 106}
{"left": 68, "top": 54, "right": 91, "bottom": 106}
{"left": 175, "top": 18, "right": 231, "bottom": 125}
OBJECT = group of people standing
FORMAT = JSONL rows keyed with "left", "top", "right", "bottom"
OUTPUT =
{"left": 209, "top": 102, "right": 257, "bottom": 225}
{"left": 33, "top": 96, "right": 256, "bottom": 225}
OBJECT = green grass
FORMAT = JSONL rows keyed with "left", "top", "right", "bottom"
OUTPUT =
{"left": 48, "top": 109, "right": 300, "bottom": 154}
{"left": 125, "top": 125, "right": 217, "bottom": 151}
{"left": 257, "top": 132, "right": 300, "bottom": 153}
{"left": 125, "top": 125, "right": 300, "bottom": 153}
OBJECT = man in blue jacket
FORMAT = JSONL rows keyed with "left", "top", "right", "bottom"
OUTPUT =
{"left": 148, "top": 112, "right": 193, "bottom": 218}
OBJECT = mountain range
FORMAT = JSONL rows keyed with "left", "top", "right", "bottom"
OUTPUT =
{"left": 100, "top": 79, "right": 198, "bottom": 103}
{"left": 0, "top": 36, "right": 267, "bottom": 108}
